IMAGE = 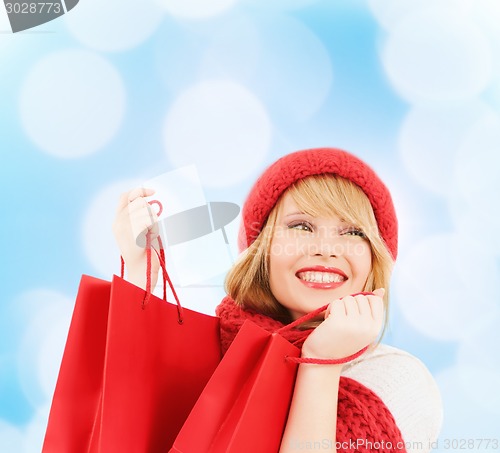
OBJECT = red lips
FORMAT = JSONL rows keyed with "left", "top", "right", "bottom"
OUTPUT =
{"left": 295, "top": 266, "right": 348, "bottom": 290}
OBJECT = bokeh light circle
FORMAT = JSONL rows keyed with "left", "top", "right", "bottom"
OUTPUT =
{"left": 369, "top": 0, "right": 473, "bottom": 31}
{"left": 199, "top": 14, "right": 260, "bottom": 84}
{"left": 399, "top": 101, "right": 495, "bottom": 196}
{"left": 82, "top": 179, "right": 141, "bottom": 278}
{"left": 16, "top": 289, "right": 73, "bottom": 409}
{"left": 435, "top": 367, "right": 500, "bottom": 442}
{"left": 454, "top": 112, "right": 500, "bottom": 213}
{"left": 0, "top": 422, "right": 24, "bottom": 453}
{"left": 241, "top": 0, "right": 320, "bottom": 11}
{"left": 23, "top": 403, "right": 53, "bottom": 453}
{"left": 65, "top": 0, "right": 164, "bottom": 52}
{"left": 164, "top": 79, "right": 271, "bottom": 187}
{"left": 393, "top": 233, "right": 497, "bottom": 341}
{"left": 155, "top": 0, "right": 238, "bottom": 20}
{"left": 450, "top": 111, "right": 500, "bottom": 254}
{"left": 253, "top": 16, "right": 333, "bottom": 121}
{"left": 20, "top": 50, "right": 126, "bottom": 158}
{"left": 382, "top": 7, "right": 492, "bottom": 102}
{"left": 456, "top": 310, "right": 500, "bottom": 415}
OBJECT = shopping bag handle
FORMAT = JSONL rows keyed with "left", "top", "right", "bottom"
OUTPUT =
{"left": 278, "top": 292, "right": 374, "bottom": 365}
{"left": 153, "top": 234, "right": 184, "bottom": 323}
{"left": 120, "top": 200, "right": 184, "bottom": 323}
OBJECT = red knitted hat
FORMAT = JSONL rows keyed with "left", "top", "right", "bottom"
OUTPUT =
{"left": 238, "top": 147, "right": 398, "bottom": 260}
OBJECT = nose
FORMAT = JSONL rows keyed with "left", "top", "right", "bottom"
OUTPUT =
{"left": 310, "top": 234, "right": 340, "bottom": 258}
{"left": 313, "top": 245, "right": 337, "bottom": 258}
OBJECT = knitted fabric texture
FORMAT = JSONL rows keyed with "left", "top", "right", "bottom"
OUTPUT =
{"left": 216, "top": 296, "right": 407, "bottom": 453}
{"left": 238, "top": 147, "right": 398, "bottom": 259}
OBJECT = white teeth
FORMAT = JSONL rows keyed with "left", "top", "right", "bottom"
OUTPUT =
{"left": 297, "top": 271, "right": 345, "bottom": 283}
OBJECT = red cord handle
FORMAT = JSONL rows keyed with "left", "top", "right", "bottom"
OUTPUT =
{"left": 276, "top": 303, "right": 330, "bottom": 335}
{"left": 148, "top": 199, "right": 163, "bottom": 217}
{"left": 285, "top": 346, "right": 369, "bottom": 365}
{"left": 154, "top": 235, "right": 184, "bottom": 323}
{"left": 120, "top": 200, "right": 184, "bottom": 323}
{"left": 281, "top": 291, "right": 376, "bottom": 365}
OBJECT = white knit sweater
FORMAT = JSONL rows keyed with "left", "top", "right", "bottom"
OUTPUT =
{"left": 341, "top": 344, "right": 443, "bottom": 453}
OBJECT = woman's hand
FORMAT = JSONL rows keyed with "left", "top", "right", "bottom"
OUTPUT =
{"left": 301, "top": 288, "right": 385, "bottom": 361}
{"left": 112, "top": 187, "right": 161, "bottom": 290}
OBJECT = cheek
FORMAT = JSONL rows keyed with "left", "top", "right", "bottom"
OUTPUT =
{"left": 268, "top": 238, "right": 299, "bottom": 294}
{"left": 269, "top": 233, "right": 301, "bottom": 268}
{"left": 350, "top": 243, "right": 372, "bottom": 279}
{"left": 268, "top": 255, "right": 284, "bottom": 302}
{"left": 269, "top": 241, "right": 293, "bottom": 276}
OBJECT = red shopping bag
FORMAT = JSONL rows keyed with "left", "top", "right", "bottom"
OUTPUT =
{"left": 42, "top": 275, "right": 111, "bottom": 452}
{"left": 170, "top": 319, "right": 301, "bottom": 453}
{"left": 170, "top": 299, "right": 371, "bottom": 453}
{"left": 43, "top": 236, "right": 221, "bottom": 452}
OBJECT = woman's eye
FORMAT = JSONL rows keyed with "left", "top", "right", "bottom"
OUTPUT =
{"left": 288, "top": 222, "right": 313, "bottom": 232}
{"left": 343, "top": 228, "right": 366, "bottom": 238}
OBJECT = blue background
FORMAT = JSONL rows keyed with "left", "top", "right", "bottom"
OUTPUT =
{"left": 1, "top": 0, "right": 500, "bottom": 451}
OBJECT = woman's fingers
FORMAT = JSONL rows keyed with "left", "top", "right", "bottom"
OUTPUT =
{"left": 353, "top": 294, "right": 372, "bottom": 318}
{"left": 129, "top": 199, "right": 160, "bottom": 243}
{"left": 342, "top": 295, "right": 358, "bottom": 316}
{"left": 367, "top": 293, "right": 385, "bottom": 326}
{"left": 114, "top": 188, "right": 161, "bottom": 253}
{"left": 306, "top": 289, "right": 387, "bottom": 359}
{"left": 117, "top": 187, "right": 155, "bottom": 212}
{"left": 325, "top": 288, "right": 385, "bottom": 322}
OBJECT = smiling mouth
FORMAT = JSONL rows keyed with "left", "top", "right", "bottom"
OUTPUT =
{"left": 296, "top": 271, "right": 346, "bottom": 284}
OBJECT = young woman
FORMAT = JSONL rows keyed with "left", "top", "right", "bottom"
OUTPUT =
{"left": 113, "top": 148, "right": 443, "bottom": 452}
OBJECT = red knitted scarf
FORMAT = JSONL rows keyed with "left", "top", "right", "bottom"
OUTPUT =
{"left": 216, "top": 296, "right": 407, "bottom": 453}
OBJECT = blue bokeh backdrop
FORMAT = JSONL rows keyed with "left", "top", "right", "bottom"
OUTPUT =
{"left": 1, "top": 0, "right": 500, "bottom": 451}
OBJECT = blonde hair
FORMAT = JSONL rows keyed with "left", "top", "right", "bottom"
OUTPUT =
{"left": 225, "top": 174, "right": 395, "bottom": 341}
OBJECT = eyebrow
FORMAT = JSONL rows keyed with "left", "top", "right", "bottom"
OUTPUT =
{"left": 283, "top": 211, "right": 308, "bottom": 218}
{"left": 283, "top": 211, "right": 352, "bottom": 225}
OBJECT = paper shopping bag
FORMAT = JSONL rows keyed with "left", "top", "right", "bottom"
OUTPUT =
{"left": 170, "top": 319, "right": 301, "bottom": 453}
{"left": 42, "top": 275, "right": 111, "bottom": 452}
{"left": 42, "top": 274, "right": 221, "bottom": 453}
